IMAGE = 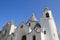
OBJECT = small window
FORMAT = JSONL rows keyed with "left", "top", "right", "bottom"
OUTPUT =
{"left": 44, "top": 31, "right": 46, "bottom": 34}
{"left": 46, "top": 13, "right": 49, "bottom": 18}
{"left": 29, "top": 23, "right": 31, "bottom": 26}
{"left": 33, "top": 35, "right": 36, "bottom": 40}
{"left": 21, "top": 25, "right": 23, "bottom": 28}
{"left": 12, "top": 33, "right": 15, "bottom": 36}
{"left": 0, "top": 31, "right": 1, "bottom": 33}
{"left": 22, "top": 35, "right": 26, "bottom": 40}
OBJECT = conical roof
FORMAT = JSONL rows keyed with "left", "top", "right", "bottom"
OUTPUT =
{"left": 29, "top": 13, "right": 37, "bottom": 22}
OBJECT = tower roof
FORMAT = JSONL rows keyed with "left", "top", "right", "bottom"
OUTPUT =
{"left": 44, "top": 7, "right": 50, "bottom": 11}
{"left": 29, "top": 13, "right": 37, "bottom": 22}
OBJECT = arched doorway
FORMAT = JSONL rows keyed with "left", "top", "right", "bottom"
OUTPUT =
{"left": 33, "top": 35, "right": 36, "bottom": 40}
{"left": 22, "top": 35, "right": 26, "bottom": 40}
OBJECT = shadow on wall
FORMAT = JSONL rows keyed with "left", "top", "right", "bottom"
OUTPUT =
{"left": 59, "top": 34, "right": 60, "bottom": 40}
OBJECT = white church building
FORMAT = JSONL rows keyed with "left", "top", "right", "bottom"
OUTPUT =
{"left": 0, "top": 7, "right": 59, "bottom": 40}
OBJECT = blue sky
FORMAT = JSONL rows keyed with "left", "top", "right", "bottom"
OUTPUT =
{"left": 0, "top": 0, "right": 60, "bottom": 33}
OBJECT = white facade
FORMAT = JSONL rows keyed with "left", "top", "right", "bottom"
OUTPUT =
{"left": 0, "top": 7, "right": 59, "bottom": 40}
{"left": 40, "top": 7, "right": 59, "bottom": 40}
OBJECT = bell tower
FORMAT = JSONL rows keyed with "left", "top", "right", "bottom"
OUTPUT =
{"left": 40, "top": 7, "right": 59, "bottom": 40}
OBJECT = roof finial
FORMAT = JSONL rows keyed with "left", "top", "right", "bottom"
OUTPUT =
{"left": 32, "top": 12, "right": 35, "bottom": 16}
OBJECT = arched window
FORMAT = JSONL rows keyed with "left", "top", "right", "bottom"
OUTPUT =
{"left": 46, "top": 13, "right": 49, "bottom": 18}
{"left": 22, "top": 35, "right": 26, "bottom": 40}
{"left": 33, "top": 35, "right": 36, "bottom": 40}
{"left": 21, "top": 25, "right": 23, "bottom": 28}
{"left": 35, "top": 23, "right": 41, "bottom": 28}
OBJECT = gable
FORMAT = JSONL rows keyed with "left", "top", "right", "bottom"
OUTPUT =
{"left": 17, "top": 22, "right": 29, "bottom": 33}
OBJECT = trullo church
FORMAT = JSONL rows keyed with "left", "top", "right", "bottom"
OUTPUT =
{"left": 0, "top": 7, "right": 59, "bottom": 40}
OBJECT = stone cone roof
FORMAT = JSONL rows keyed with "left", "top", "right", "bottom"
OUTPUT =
{"left": 29, "top": 13, "right": 37, "bottom": 22}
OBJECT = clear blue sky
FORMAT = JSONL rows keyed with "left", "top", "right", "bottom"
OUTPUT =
{"left": 0, "top": 0, "right": 60, "bottom": 33}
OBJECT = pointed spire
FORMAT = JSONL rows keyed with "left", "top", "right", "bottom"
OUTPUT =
{"left": 29, "top": 13, "right": 37, "bottom": 22}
